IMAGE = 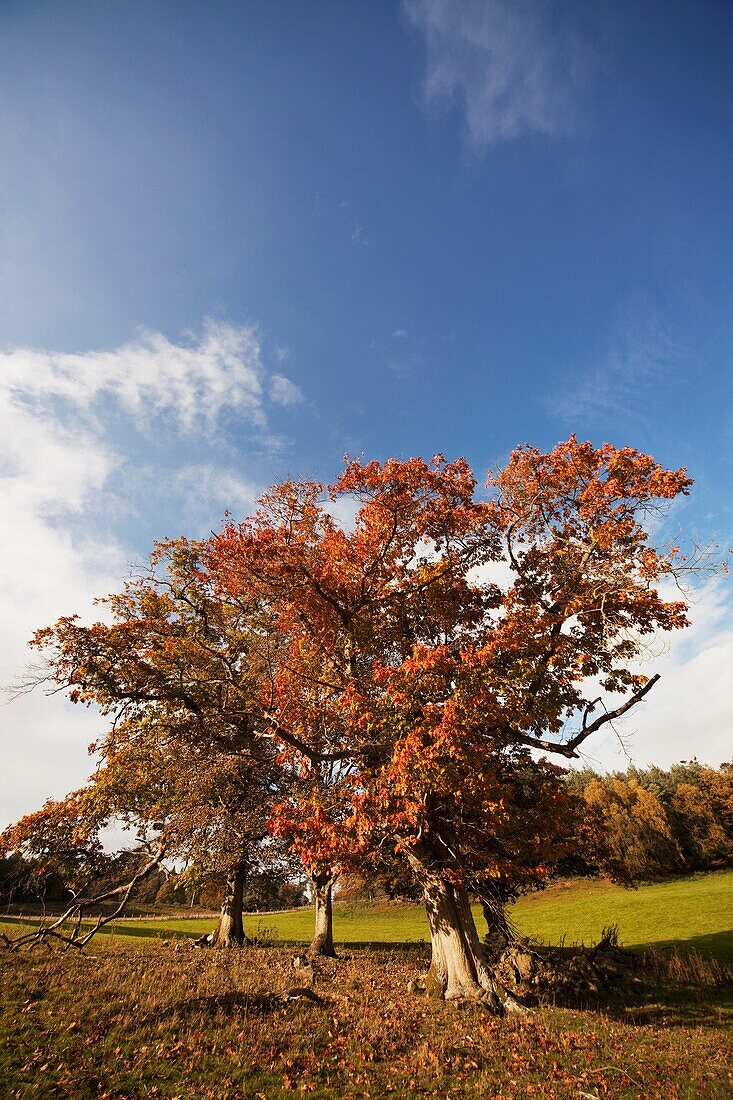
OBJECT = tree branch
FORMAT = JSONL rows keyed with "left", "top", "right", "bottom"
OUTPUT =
{"left": 510, "top": 674, "right": 660, "bottom": 759}
{"left": 1, "top": 838, "right": 168, "bottom": 952}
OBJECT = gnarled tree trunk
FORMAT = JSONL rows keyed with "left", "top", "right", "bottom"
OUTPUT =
{"left": 407, "top": 842, "right": 523, "bottom": 1014}
{"left": 211, "top": 863, "right": 250, "bottom": 948}
{"left": 308, "top": 869, "right": 336, "bottom": 958}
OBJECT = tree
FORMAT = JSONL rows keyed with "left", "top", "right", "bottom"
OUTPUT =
{"left": 581, "top": 777, "right": 683, "bottom": 883}
{"left": 209, "top": 438, "right": 695, "bottom": 1009}
{"left": 269, "top": 767, "right": 366, "bottom": 957}
{"left": 87, "top": 714, "right": 277, "bottom": 947}
{"left": 0, "top": 846, "right": 70, "bottom": 906}
{"left": 566, "top": 760, "right": 733, "bottom": 877}
{"left": 10, "top": 538, "right": 284, "bottom": 948}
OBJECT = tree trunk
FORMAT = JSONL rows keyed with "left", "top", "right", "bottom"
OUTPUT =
{"left": 211, "top": 864, "right": 249, "bottom": 948}
{"left": 308, "top": 870, "right": 336, "bottom": 958}
{"left": 407, "top": 842, "right": 523, "bottom": 1014}
{"left": 481, "top": 899, "right": 511, "bottom": 961}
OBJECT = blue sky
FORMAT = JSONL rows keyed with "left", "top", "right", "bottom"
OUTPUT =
{"left": 2, "top": 0, "right": 732, "bottom": 826}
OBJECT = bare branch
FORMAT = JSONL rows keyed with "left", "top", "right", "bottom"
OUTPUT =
{"left": 510, "top": 674, "right": 660, "bottom": 759}
{"left": 2, "top": 838, "right": 168, "bottom": 952}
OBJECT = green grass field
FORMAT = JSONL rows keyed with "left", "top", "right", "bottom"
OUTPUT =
{"left": 3, "top": 871, "right": 732, "bottom": 959}
{"left": 56, "top": 869, "right": 729, "bottom": 960}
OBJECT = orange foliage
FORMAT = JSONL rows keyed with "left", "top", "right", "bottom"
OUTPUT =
{"left": 205, "top": 437, "right": 695, "bottom": 895}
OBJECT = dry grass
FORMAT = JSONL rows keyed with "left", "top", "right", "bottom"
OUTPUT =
{"left": 1, "top": 937, "right": 731, "bottom": 1099}
{"left": 643, "top": 945, "right": 732, "bottom": 988}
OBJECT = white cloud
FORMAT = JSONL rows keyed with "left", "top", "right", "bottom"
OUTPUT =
{"left": 405, "top": 0, "right": 585, "bottom": 147}
{"left": 573, "top": 579, "right": 733, "bottom": 773}
{"left": 0, "top": 404, "right": 124, "bottom": 826}
{"left": 269, "top": 373, "right": 304, "bottom": 408}
{"left": 350, "top": 223, "right": 375, "bottom": 248}
{"left": 323, "top": 493, "right": 361, "bottom": 534}
{"left": 470, "top": 563, "right": 732, "bottom": 772}
{"left": 0, "top": 320, "right": 303, "bottom": 830}
{"left": 0, "top": 319, "right": 303, "bottom": 435}
{"left": 0, "top": 523, "right": 123, "bottom": 828}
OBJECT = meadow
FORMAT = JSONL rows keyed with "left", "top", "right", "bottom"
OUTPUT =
{"left": 106, "top": 871, "right": 733, "bottom": 961}
{"left": 1, "top": 872, "right": 731, "bottom": 1098}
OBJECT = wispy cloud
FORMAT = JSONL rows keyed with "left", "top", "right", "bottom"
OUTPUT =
{"left": 171, "top": 465, "right": 262, "bottom": 528}
{"left": 405, "top": 0, "right": 586, "bottom": 147}
{"left": 350, "top": 223, "right": 375, "bottom": 248}
{"left": 269, "top": 373, "right": 304, "bottom": 408}
{"left": 0, "top": 319, "right": 301, "bottom": 436}
{"left": 386, "top": 350, "right": 424, "bottom": 382}
{"left": 545, "top": 316, "right": 688, "bottom": 428}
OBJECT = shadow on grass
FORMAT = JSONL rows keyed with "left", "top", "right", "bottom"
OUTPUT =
{"left": 614, "top": 982, "right": 733, "bottom": 1030}
{"left": 630, "top": 930, "right": 733, "bottom": 963}
{"left": 146, "top": 988, "right": 328, "bottom": 1021}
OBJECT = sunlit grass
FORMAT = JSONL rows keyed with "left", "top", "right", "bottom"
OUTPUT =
{"left": 3, "top": 870, "right": 731, "bottom": 960}
{"left": 121, "top": 870, "right": 733, "bottom": 961}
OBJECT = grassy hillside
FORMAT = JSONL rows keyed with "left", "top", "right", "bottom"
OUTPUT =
{"left": 131, "top": 871, "right": 733, "bottom": 960}
{"left": 3, "top": 871, "right": 731, "bottom": 959}
{"left": 511, "top": 871, "right": 733, "bottom": 959}
{"left": 41, "top": 871, "right": 733, "bottom": 959}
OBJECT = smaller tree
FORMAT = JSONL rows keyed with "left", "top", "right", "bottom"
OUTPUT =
{"left": 270, "top": 768, "right": 366, "bottom": 958}
{"left": 7, "top": 537, "right": 286, "bottom": 950}
{"left": 672, "top": 781, "right": 733, "bottom": 870}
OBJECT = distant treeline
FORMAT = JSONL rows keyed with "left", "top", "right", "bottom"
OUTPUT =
{"left": 0, "top": 850, "right": 307, "bottom": 912}
{"left": 564, "top": 759, "right": 733, "bottom": 884}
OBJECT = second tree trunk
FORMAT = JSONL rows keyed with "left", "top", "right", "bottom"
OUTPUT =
{"left": 308, "top": 869, "right": 336, "bottom": 958}
{"left": 212, "top": 863, "right": 249, "bottom": 947}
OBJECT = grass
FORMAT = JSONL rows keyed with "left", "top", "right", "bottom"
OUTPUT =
{"left": 511, "top": 871, "right": 733, "bottom": 960}
{"left": 1, "top": 872, "right": 731, "bottom": 1098}
{"left": 1, "top": 938, "right": 731, "bottom": 1099}
{"left": 136, "top": 870, "right": 733, "bottom": 961}
{"left": 7, "top": 868, "right": 724, "bottom": 959}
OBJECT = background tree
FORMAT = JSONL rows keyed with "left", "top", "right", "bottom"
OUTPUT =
{"left": 581, "top": 777, "right": 684, "bottom": 883}
{"left": 8, "top": 538, "right": 286, "bottom": 948}
{"left": 566, "top": 760, "right": 733, "bottom": 879}
{"left": 0, "top": 786, "right": 168, "bottom": 951}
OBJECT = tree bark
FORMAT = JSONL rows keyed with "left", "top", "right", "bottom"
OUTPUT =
{"left": 308, "top": 870, "right": 336, "bottom": 958}
{"left": 407, "top": 842, "right": 523, "bottom": 1014}
{"left": 211, "top": 863, "right": 249, "bottom": 948}
{"left": 481, "top": 899, "right": 511, "bottom": 961}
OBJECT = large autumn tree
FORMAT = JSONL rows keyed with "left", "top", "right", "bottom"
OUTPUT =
{"left": 208, "top": 437, "right": 695, "bottom": 1010}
